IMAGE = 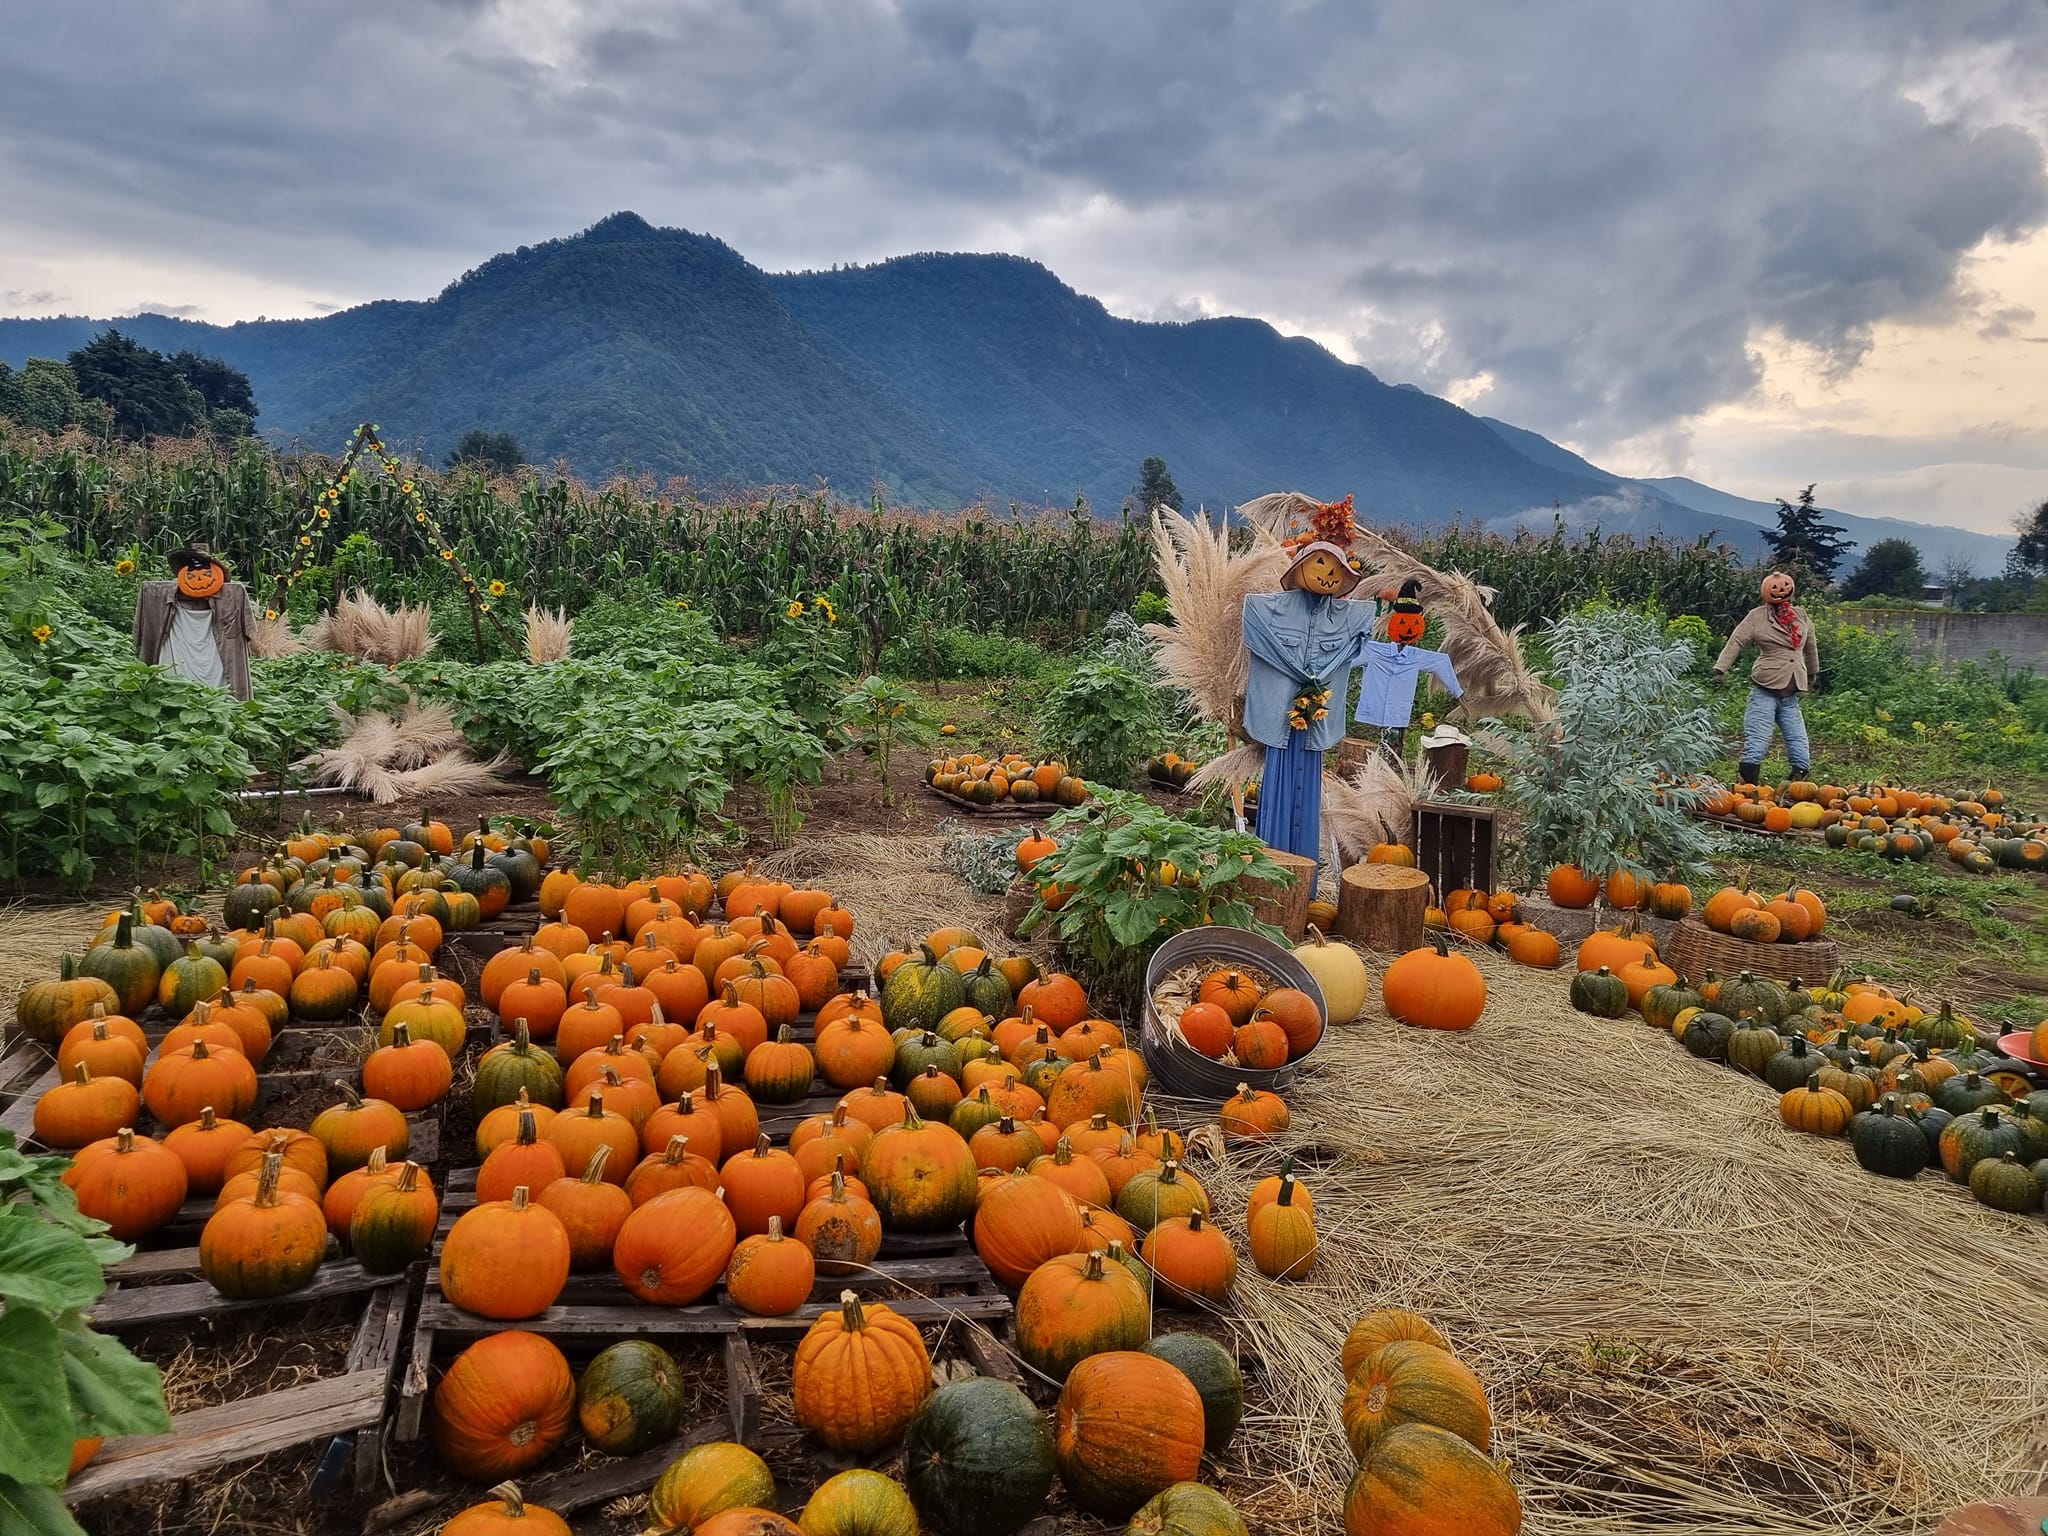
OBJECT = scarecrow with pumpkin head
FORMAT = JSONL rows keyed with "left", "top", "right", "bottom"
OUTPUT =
{"left": 1711, "top": 570, "right": 1819, "bottom": 783}
{"left": 132, "top": 544, "right": 256, "bottom": 700}
{"left": 1355, "top": 577, "right": 1464, "bottom": 760}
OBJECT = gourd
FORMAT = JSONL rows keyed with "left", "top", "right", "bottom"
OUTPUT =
{"left": 1381, "top": 935, "right": 1486, "bottom": 1031}
{"left": 1343, "top": 1421, "right": 1521, "bottom": 1536}
{"left": 793, "top": 1292, "right": 932, "bottom": 1453}
{"left": 63, "top": 1127, "right": 188, "bottom": 1241}
{"left": 974, "top": 1170, "right": 1083, "bottom": 1287}
{"left": 1340, "top": 1340, "right": 1492, "bottom": 1459}
{"left": 1568, "top": 967, "right": 1628, "bottom": 1018}
{"left": 1141, "top": 1208, "right": 1236, "bottom": 1306}
{"left": 1014, "top": 1248, "right": 1150, "bottom": 1383}
{"left": 725, "top": 1215, "right": 816, "bottom": 1316}
{"left": 1126, "top": 1484, "right": 1249, "bottom": 1536}
{"left": 1850, "top": 1098, "right": 1929, "bottom": 1179}
{"left": 440, "top": 1186, "right": 571, "bottom": 1319}
{"left": 1247, "top": 1173, "right": 1316, "bottom": 1280}
{"left": 797, "top": 1470, "right": 919, "bottom": 1536}
{"left": 441, "top": 1483, "right": 571, "bottom": 1536}
{"left": 576, "top": 1339, "right": 685, "bottom": 1457}
{"left": 903, "top": 1377, "right": 1057, "bottom": 1536}
{"left": 1292, "top": 927, "right": 1368, "bottom": 1024}
{"left": 199, "top": 1150, "right": 328, "bottom": 1299}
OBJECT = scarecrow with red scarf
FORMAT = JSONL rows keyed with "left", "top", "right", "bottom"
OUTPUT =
{"left": 1711, "top": 571, "right": 1819, "bottom": 783}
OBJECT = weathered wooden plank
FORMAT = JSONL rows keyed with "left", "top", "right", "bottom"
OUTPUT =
{"left": 0, "top": 1060, "right": 61, "bottom": 1136}
{"left": 90, "top": 1260, "right": 388, "bottom": 1329}
{"left": 343, "top": 1277, "right": 411, "bottom": 1493}
{"left": 522, "top": 1421, "right": 801, "bottom": 1516}
{"left": 394, "top": 1297, "right": 438, "bottom": 1441}
{"left": 962, "top": 1319, "right": 1025, "bottom": 1386}
{"left": 722, "top": 1335, "right": 762, "bottom": 1445}
{"left": 64, "top": 1369, "right": 388, "bottom": 1503}
{"left": 415, "top": 1291, "right": 1010, "bottom": 1339}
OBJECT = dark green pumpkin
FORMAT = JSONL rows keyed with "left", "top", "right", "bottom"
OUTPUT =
{"left": 1939, "top": 1107, "right": 2027, "bottom": 1183}
{"left": 446, "top": 843, "right": 512, "bottom": 919}
{"left": 903, "top": 1377, "right": 1056, "bottom": 1536}
{"left": 880, "top": 944, "right": 966, "bottom": 1034}
{"left": 891, "top": 1030, "right": 963, "bottom": 1088}
{"left": 1763, "top": 1037, "right": 1821, "bottom": 1092}
{"left": 1726, "top": 1021, "right": 1782, "bottom": 1077}
{"left": 488, "top": 847, "right": 544, "bottom": 903}
{"left": 1680, "top": 1011, "right": 1736, "bottom": 1062}
{"left": 1568, "top": 967, "right": 1628, "bottom": 1019}
{"left": 1640, "top": 979, "right": 1702, "bottom": 1032}
{"left": 1910, "top": 1104, "right": 1953, "bottom": 1159}
{"left": 1716, "top": 972, "right": 1786, "bottom": 1023}
{"left": 949, "top": 1085, "right": 1006, "bottom": 1141}
{"left": 1819, "top": 1030, "right": 1860, "bottom": 1068}
{"left": 1968, "top": 1152, "right": 2042, "bottom": 1214}
{"left": 1851, "top": 1098, "right": 1928, "bottom": 1179}
{"left": 962, "top": 958, "right": 1015, "bottom": 1021}
{"left": 189, "top": 930, "right": 240, "bottom": 972}
{"left": 1126, "top": 1482, "right": 1250, "bottom": 1536}
{"left": 576, "top": 1339, "right": 685, "bottom": 1456}
{"left": 77, "top": 914, "right": 161, "bottom": 1014}
{"left": 104, "top": 908, "right": 183, "bottom": 969}
{"left": 379, "top": 838, "right": 428, "bottom": 869}
{"left": 222, "top": 880, "right": 284, "bottom": 931}
{"left": 1143, "top": 1333, "right": 1244, "bottom": 1455}
{"left": 1934, "top": 1071, "right": 2010, "bottom": 1116}
{"left": 473, "top": 1021, "right": 566, "bottom": 1114}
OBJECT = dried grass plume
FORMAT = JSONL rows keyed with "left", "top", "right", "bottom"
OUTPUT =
{"left": 302, "top": 589, "right": 436, "bottom": 664}
{"left": 525, "top": 603, "right": 572, "bottom": 664}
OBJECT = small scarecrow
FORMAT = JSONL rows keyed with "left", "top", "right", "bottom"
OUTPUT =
{"left": 132, "top": 543, "right": 256, "bottom": 700}
{"left": 1711, "top": 570, "right": 1818, "bottom": 783}
{"left": 1355, "top": 578, "right": 1463, "bottom": 759}
{"left": 1237, "top": 497, "right": 1379, "bottom": 863}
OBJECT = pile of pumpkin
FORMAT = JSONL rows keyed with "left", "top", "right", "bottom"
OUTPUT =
{"left": 1145, "top": 751, "right": 1200, "bottom": 789}
{"left": 428, "top": 1323, "right": 1260, "bottom": 1535}
{"left": 1167, "top": 967, "right": 1324, "bottom": 1067}
{"left": 1703, "top": 780, "right": 2047, "bottom": 872}
{"left": 926, "top": 753, "right": 1090, "bottom": 808}
{"left": 1566, "top": 925, "right": 2046, "bottom": 1216}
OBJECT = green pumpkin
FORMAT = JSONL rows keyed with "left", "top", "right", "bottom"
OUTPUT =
{"left": 1912, "top": 1104, "right": 1953, "bottom": 1159}
{"left": 881, "top": 944, "right": 966, "bottom": 1034}
{"left": 1022, "top": 1051, "right": 1068, "bottom": 1096}
{"left": 473, "top": 1021, "right": 566, "bottom": 1114}
{"left": 15, "top": 957, "right": 121, "bottom": 1043}
{"left": 1679, "top": 1011, "right": 1736, "bottom": 1062}
{"left": 446, "top": 842, "right": 512, "bottom": 914}
{"left": 1823, "top": 824, "right": 1853, "bottom": 848}
{"left": 96, "top": 907, "right": 183, "bottom": 970}
{"left": 1715, "top": 972, "right": 1786, "bottom": 1023}
{"left": 348, "top": 1165, "right": 436, "bottom": 1274}
{"left": 961, "top": 957, "right": 1014, "bottom": 1021}
{"left": 2015, "top": 1093, "right": 2048, "bottom": 1158}
{"left": 1126, "top": 1482, "right": 1250, "bottom": 1536}
{"left": 578, "top": 1340, "right": 686, "bottom": 1456}
{"left": 1934, "top": 1071, "right": 2010, "bottom": 1116}
{"left": 76, "top": 913, "right": 161, "bottom": 1014}
{"left": 222, "top": 880, "right": 283, "bottom": 932}
{"left": 379, "top": 838, "right": 428, "bottom": 869}
{"left": 1819, "top": 1030, "right": 1861, "bottom": 1068}
{"left": 799, "top": 1469, "right": 920, "bottom": 1536}
{"left": 1640, "top": 979, "right": 1703, "bottom": 1032}
{"left": 1940, "top": 1107, "right": 2028, "bottom": 1183}
{"left": 903, "top": 1377, "right": 1056, "bottom": 1536}
{"left": 158, "top": 944, "right": 228, "bottom": 1019}
{"left": 1851, "top": 1097, "right": 1928, "bottom": 1179}
{"left": 1911, "top": 1002, "right": 1971, "bottom": 1049}
{"left": 1143, "top": 1334, "right": 1244, "bottom": 1455}
{"left": 1726, "top": 1020, "right": 1783, "bottom": 1077}
{"left": 949, "top": 1086, "right": 1006, "bottom": 1140}
{"left": 1568, "top": 967, "right": 1628, "bottom": 1018}
{"left": 891, "top": 1030, "right": 962, "bottom": 1088}
{"left": 189, "top": 930, "right": 240, "bottom": 972}
{"left": 1968, "top": 1152, "right": 2042, "bottom": 1213}
{"left": 1763, "top": 1037, "right": 1821, "bottom": 1092}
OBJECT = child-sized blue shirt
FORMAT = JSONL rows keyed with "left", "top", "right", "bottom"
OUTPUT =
{"left": 1354, "top": 641, "right": 1463, "bottom": 729}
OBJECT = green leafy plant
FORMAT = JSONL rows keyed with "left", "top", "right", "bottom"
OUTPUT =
{"left": 0, "top": 1130, "right": 172, "bottom": 1534}
{"left": 839, "top": 674, "right": 935, "bottom": 804}
{"left": 1495, "top": 606, "right": 1726, "bottom": 885}
{"left": 937, "top": 822, "right": 1029, "bottom": 895}
{"left": 1021, "top": 789, "right": 1290, "bottom": 1009}
{"left": 1036, "top": 657, "right": 1167, "bottom": 787}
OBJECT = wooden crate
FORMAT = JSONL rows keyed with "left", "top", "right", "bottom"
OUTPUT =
{"left": 1411, "top": 801, "right": 1496, "bottom": 898}
{"left": 397, "top": 1167, "right": 1017, "bottom": 1445}
{"left": 68, "top": 1273, "right": 408, "bottom": 1503}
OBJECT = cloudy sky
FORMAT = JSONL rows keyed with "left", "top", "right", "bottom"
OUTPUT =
{"left": 4, "top": 0, "right": 2046, "bottom": 533}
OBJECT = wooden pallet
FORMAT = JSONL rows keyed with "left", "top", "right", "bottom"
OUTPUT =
{"left": 396, "top": 1167, "right": 1015, "bottom": 1445}
{"left": 68, "top": 1274, "right": 409, "bottom": 1502}
{"left": 922, "top": 784, "right": 1056, "bottom": 820}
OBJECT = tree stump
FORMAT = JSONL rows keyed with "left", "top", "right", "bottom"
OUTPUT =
{"left": 1336, "top": 863, "right": 1431, "bottom": 953}
{"left": 1240, "top": 849, "right": 1315, "bottom": 940}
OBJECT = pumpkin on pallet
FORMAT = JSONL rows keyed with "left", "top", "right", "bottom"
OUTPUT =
{"left": 793, "top": 1291, "right": 932, "bottom": 1453}
{"left": 1054, "top": 1351, "right": 1205, "bottom": 1517}
{"left": 431, "top": 1331, "right": 577, "bottom": 1481}
{"left": 903, "top": 1377, "right": 1057, "bottom": 1536}
{"left": 577, "top": 1339, "right": 686, "bottom": 1457}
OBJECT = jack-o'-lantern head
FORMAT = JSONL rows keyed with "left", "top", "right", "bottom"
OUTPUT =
{"left": 1386, "top": 579, "right": 1427, "bottom": 645}
{"left": 1760, "top": 570, "right": 1795, "bottom": 603}
{"left": 170, "top": 545, "right": 228, "bottom": 600}
{"left": 1282, "top": 541, "right": 1363, "bottom": 598}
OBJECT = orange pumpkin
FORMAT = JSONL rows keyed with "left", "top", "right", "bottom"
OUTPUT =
{"left": 1054, "top": 1351, "right": 1204, "bottom": 1516}
{"left": 1380, "top": 935, "right": 1485, "bottom": 1032}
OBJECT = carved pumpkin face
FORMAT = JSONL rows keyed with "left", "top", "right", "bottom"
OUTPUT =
{"left": 1387, "top": 599, "right": 1427, "bottom": 645}
{"left": 176, "top": 558, "right": 227, "bottom": 599}
{"left": 1760, "top": 571, "right": 1795, "bottom": 602}
{"left": 1285, "top": 544, "right": 1361, "bottom": 598}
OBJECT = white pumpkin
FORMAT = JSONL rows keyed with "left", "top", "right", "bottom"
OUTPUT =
{"left": 1292, "top": 929, "right": 1370, "bottom": 1024}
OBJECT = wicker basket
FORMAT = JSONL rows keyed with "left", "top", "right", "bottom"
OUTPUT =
{"left": 1141, "top": 926, "right": 1326, "bottom": 1097}
{"left": 1666, "top": 917, "right": 1838, "bottom": 987}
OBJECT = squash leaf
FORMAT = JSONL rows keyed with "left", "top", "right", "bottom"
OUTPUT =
{"left": 0, "top": 1475, "right": 90, "bottom": 1536}
{"left": 0, "top": 1213, "right": 104, "bottom": 1313}
{"left": 57, "top": 1312, "right": 170, "bottom": 1441}
{"left": 0, "top": 1308, "right": 72, "bottom": 1487}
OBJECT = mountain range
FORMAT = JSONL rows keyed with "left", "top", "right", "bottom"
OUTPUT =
{"left": 0, "top": 211, "right": 2016, "bottom": 574}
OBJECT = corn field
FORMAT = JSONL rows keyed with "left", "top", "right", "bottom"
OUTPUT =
{"left": 1, "top": 426, "right": 1767, "bottom": 644}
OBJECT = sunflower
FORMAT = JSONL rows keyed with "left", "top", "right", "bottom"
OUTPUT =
{"left": 488, "top": 580, "right": 507, "bottom": 597}
{"left": 114, "top": 558, "right": 136, "bottom": 576}
{"left": 785, "top": 599, "right": 805, "bottom": 619}
{"left": 31, "top": 624, "right": 52, "bottom": 644}
{"left": 440, "top": 549, "right": 454, "bottom": 561}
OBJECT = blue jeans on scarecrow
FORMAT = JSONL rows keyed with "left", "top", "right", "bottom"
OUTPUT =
{"left": 1255, "top": 732, "right": 1324, "bottom": 868}
{"left": 1741, "top": 686, "right": 1811, "bottom": 776}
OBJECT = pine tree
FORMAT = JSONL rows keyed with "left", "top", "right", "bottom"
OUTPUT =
{"left": 1841, "top": 538, "right": 1927, "bottom": 601}
{"left": 1763, "top": 484, "right": 1852, "bottom": 583}
{"left": 1132, "top": 456, "right": 1183, "bottom": 513}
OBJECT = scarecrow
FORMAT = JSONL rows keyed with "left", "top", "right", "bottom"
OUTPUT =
{"left": 1355, "top": 578, "right": 1464, "bottom": 759}
{"left": 132, "top": 543, "right": 256, "bottom": 700}
{"left": 1711, "top": 570, "right": 1819, "bottom": 782}
{"left": 1236, "top": 498, "right": 1379, "bottom": 862}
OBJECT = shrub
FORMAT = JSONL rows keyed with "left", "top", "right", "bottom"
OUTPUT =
{"left": 880, "top": 626, "right": 1050, "bottom": 680}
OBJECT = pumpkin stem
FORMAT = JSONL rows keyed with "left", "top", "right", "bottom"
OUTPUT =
{"left": 393, "top": 1161, "right": 423, "bottom": 1193}
{"left": 582, "top": 1144, "right": 612, "bottom": 1183}
{"left": 1277, "top": 1174, "right": 1298, "bottom": 1208}
{"left": 516, "top": 1107, "right": 539, "bottom": 1144}
{"left": 663, "top": 1135, "right": 690, "bottom": 1163}
{"left": 254, "top": 1148, "right": 284, "bottom": 1208}
{"left": 510, "top": 1184, "right": 531, "bottom": 1210}
{"left": 829, "top": 1169, "right": 847, "bottom": 1202}
{"left": 70, "top": 1061, "right": 92, "bottom": 1086}
{"left": 838, "top": 1289, "right": 868, "bottom": 1330}
{"left": 766, "top": 1214, "right": 783, "bottom": 1241}
{"left": 115, "top": 1127, "right": 135, "bottom": 1153}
